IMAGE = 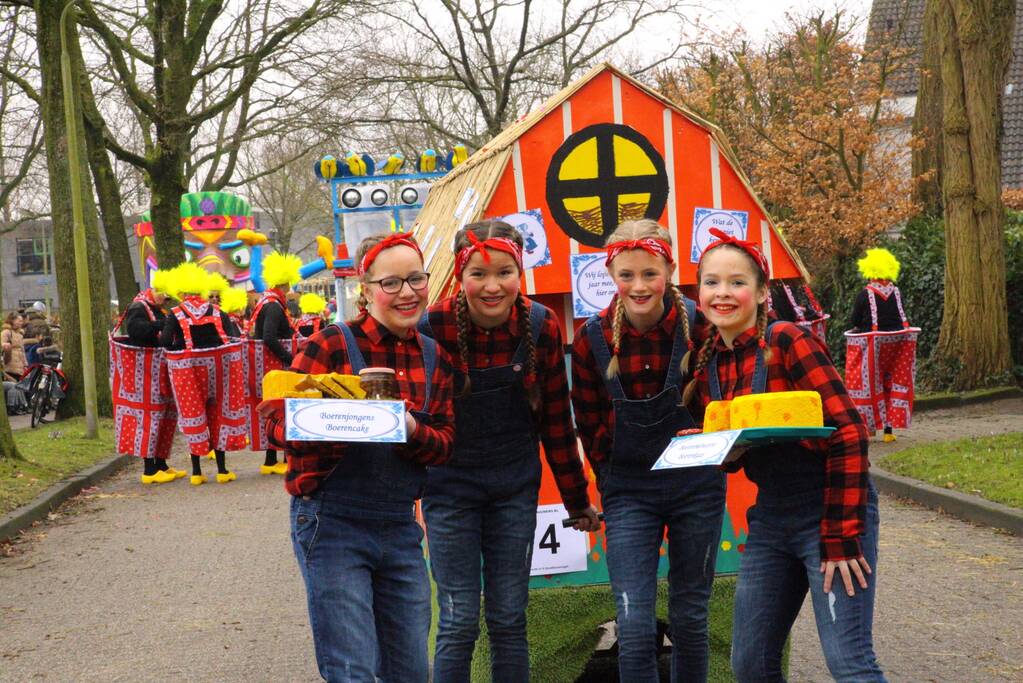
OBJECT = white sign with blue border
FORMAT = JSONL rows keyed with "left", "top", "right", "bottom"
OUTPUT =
{"left": 570, "top": 252, "right": 615, "bottom": 318}
{"left": 652, "top": 430, "right": 743, "bottom": 470}
{"left": 496, "top": 209, "right": 552, "bottom": 269}
{"left": 285, "top": 398, "right": 407, "bottom": 443}
{"left": 690, "top": 208, "right": 749, "bottom": 263}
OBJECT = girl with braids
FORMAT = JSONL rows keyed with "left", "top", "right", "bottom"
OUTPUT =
{"left": 571, "top": 218, "right": 723, "bottom": 683}
{"left": 260, "top": 232, "right": 456, "bottom": 683}
{"left": 418, "top": 219, "right": 599, "bottom": 682}
{"left": 686, "top": 229, "right": 885, "bottom": 682}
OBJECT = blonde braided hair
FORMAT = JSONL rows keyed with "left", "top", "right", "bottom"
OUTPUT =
{"left": 603, "top": 219, "right": 679, "bottom": 379}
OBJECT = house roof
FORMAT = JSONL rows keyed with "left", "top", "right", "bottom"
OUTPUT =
{"left": 411, "top": 62, "right": 811, "bottom": 299}
{"left": 866, "top": 0, "right": 1023, "bottom": 188}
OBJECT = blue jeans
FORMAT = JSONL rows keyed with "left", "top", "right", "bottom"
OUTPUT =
{"left": 601, "top": 467, "right": 726, "bottom": 683}
{"left": 422, "top": 455, "right": 541, "bottom": 683}
{"left": 290, "top": 495, "right": 431, "bottom": 683}
{"left": 731, "top": 484, "right": 886, "bottom": 682}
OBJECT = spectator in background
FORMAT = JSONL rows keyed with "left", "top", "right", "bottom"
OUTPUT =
{"left": 2, "top": 313, "right": 30, "bottom": 381}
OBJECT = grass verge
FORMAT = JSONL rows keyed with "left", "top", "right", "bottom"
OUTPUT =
{"left": 0, "top": 417, "right": 115, "bottom": 515}
{"left": 880, "top": 431, "right": 1023, "bottom": 509}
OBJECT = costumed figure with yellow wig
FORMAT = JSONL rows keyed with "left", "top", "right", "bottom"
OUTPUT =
{"left": 844, "top": 248, "right": 920, "bottom": 442}
{"left": 160, "top": 263, "right": 247, "bottom": 484}
{"left": 245, "top": 252, "right": 299, "bottom": 475}
{"left": 293, "top": 292, "right": 328, "bottom": 347}
{"left": 110, "top": 270, "right": 186, "bottom": 484}
{"left": 219, "top": 286, "right": 251, "bottom": 337}
{"left": 206, "top": 273, "right": 244, "bottom": 337}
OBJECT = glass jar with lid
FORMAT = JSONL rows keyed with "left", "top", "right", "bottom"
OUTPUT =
{"left": 358, "top": 367, "right": 400, "bottom": 400}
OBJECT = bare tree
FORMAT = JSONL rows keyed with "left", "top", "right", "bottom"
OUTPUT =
{"left": 342, "top": 0, "right": 697, "bottom": 150}
{"left": 75, "top": 0, "right": 364, "bottom": 269}
{"left": 238, "top": 134, "right": 333, "bottom": 253}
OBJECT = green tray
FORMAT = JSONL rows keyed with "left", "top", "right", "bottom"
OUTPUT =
{"left": 733, "top": 426, "right": 835, "bottom": 446}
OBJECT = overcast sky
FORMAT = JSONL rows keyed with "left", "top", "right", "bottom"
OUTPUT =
{"left": 684, "top": 0, "right": 874, "bottom": 44}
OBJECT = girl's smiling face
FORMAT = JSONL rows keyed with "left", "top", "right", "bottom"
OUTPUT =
{"left": 609, "top": 249, "right": 669, "bottom": 331}
{"left": 698, "top": 246, "right": 768, "bottom": 344}
{"left": 363, "top": 245, "right": 428, "bottom": 337}
{"left": 461, "top": 250, "right": 520, "bottom": 328}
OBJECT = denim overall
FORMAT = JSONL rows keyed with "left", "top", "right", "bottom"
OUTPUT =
{"left": 290, "top": 322, "right": 438, "bottom": 683}
{"left": 420, "top": 303, "right": 544, "bottom": 683}
{"left": 710, "top": 324, "right": 885, "bottom": 683}
{"left": 586, "top": 299, "right": 726, "bottom": 683}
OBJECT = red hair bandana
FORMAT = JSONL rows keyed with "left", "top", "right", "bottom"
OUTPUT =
{"left": 358, "top": 234, "right": 424, "bottom": 275}
{"left": 698, "top": 228, "right": 770, "bottom": 279}
{"left": 454, "top": 233, "right": 524, "bottom": 279}
{"left": 604, "top": 238, "right": 674, "bottom": 267}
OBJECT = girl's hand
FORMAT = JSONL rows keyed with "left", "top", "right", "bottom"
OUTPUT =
{"left": 820, "top": 556, "right": 872, "bottom": 596}
{"left": 676, "top": 428, "right": 702, "bottom": 437}
{"left": 568, "top": 505, "right": 602, "bottom": 532}
{"left": 405, "top": 411, "right": 418, "bottom": 437}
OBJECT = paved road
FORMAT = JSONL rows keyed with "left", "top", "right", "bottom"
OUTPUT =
{"left": 2, "top": 399, "right": 1022, "bottom": 681}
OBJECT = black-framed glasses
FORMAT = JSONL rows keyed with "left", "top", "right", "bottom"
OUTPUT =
{"left": 366, "top": 272, "right": 430, "bottom": 294}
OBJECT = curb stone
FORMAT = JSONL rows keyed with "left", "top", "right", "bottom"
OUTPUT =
{"left": 914, "top": 386, "right": 1023, "bottom": 412}
{"left": 0, "top": 454, "right": 132, "bottom": 543}
{"left": 871, "top": 466, "right": 1023, "bottom": 536}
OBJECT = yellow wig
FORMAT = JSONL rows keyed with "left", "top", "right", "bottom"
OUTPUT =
{"left": 150, "top": 269, "right": 172, "bottom": 295}
{"left": 299, "top": 292, "right": 327, "bottom": 315}
{"left": 167, "top": 262, "right": 211, "bottom": 298}
{"left": 207, "top": 272, "right": 231, "bottom": 295}
{"left": 220, "top": 287, "right": 249, "bottom": 314}
{"left": 857, "top": 248, "right": 901, "bottom": 282}
{"left": 262, "top": 251, "right": 302, "bottom": 288}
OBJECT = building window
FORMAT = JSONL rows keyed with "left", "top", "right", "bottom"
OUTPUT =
{"left": 16, "top": 238, "right": 51, "bottom": 275}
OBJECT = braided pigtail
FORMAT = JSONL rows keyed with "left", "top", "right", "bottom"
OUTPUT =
{"left": 681, "top": 333, "right": 716, "bottom": 407}
{"left": 454, "top": 290, "right": 473, "bottom": 395}
{"left": 605, "top": 297, "right": 627, "bottom": 379}
{"left": 669, "top": 285, "right": 694, "bottom": 376}
{"left": 516, "top": 295, "right": 542, "bottom": 411}
{"left": 755, "top": 301, "right": 773, "bottom": 363}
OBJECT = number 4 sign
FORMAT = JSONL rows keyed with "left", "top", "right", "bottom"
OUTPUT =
{"left": 530, "top": 504, "right": 588, "bottom": 576}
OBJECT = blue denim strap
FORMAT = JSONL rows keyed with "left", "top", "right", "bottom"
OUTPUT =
{"left": 584, "top": 315, "right": 627, "bottom": 400}
{"left": 416, "top": 313, "right": 433, "bottom": 338}
{"left": 334, "top": 322, "right": 367, "bottom": 373}
{"left": 707, "top": 321, "right": 778, "bottom": 400}
{"left": 419, "top": 333, "right": 437, "bottom": 410}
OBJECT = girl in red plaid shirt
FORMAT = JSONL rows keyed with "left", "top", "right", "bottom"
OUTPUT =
{"left": 571, "top": 219, "right": 725, "bottom": 683}
{"left": 419, "top": 220, "right": 599, "bottom": 682}
{"left": 266, "top": 233, "right": 456, "bottom": 683}
{"left": 685, "top": 229, "right": 886, "bottom": 682}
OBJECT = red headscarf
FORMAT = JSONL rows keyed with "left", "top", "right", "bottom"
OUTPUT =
{"left": 697, "top": 228, "right": 770, "bottom": 279}
{"left": 358, "top": 234, "right": 424, "bottom": 275}
{"left": 454, "top": 232, "right": 524, "bottom": 278}
{"left": 604, "top": 238, "right": 674, "bottom": 267}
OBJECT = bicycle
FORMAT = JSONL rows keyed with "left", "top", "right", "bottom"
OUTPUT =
{"left": 24, "top": 350, "right": 66, "bottom": 428}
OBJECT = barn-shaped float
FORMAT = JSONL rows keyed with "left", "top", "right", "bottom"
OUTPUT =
{"left": 410, "top": 63, "right": 812, "bottom": 586}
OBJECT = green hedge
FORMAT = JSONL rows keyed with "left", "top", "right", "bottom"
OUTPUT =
{"left": 815, "top": 212, "right": 1023, "bottom": 390}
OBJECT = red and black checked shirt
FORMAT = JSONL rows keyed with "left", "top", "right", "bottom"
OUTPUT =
{"left": 268, "top": 314, "right": 456, "bottom": 497}
{"left": 571, "top": 296, "right": 703, "bottom": 473}
{"left": 696, "top": 323, "right": 871, "bottom": 562}
{"left": 424, "top": 297, "right": 590, "bottom": 512}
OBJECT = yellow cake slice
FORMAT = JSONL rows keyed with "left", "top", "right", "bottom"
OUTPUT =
{"left": 703, "top": 400, "right": 733, "bottom": 433}
{"left": 729, "top": 391, "right": 823, "bottom": 429}
{"left": 262, "top": 370, "right": 309, "bottom": 399}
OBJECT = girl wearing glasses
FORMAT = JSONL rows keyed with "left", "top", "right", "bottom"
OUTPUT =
{"left": 263, "top": 233, "right": 456, "bottom": 683}
{"left": 418, "top": 220, "right": 599, "bottom": 682}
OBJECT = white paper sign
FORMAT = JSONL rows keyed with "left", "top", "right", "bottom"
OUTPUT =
{"left": 651, "top": 430, "right": 743, "bottom": 470}
{"left": 285, "top": 398, "right": 407, "bottom": 443}
{"left": 690, "top": 208, "right": 750, "bottom": 262}
{"left": 570, "top": 252, "right": 616, "bottom": 318}
{"left": 496, "top": 209, "right": 552, "bottom": 269}
{"left": 530, "top": 504, "right": 588, "bottom": 576}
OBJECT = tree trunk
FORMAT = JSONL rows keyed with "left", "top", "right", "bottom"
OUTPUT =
{"left": 78, "top": 60, "right": 139, "bottom": 310}
{"left": 149, "top": 143, "right": 188, "bottom": 270}
{"left": 934, "top": 0, "right": 1014, "bottom": 389}
{"left": 34, "top": 0, "right": 112, "bottom": 418}
{"left": 912, "top": 0, "right": 944, "bottom": 215}
{"left": 0, "top": 265, "right": 22, "bottom": 460}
